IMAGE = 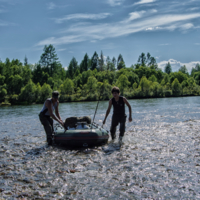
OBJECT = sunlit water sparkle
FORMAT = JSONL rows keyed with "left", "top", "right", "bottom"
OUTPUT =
{"left": 0, "top": 97, "right": 200, "bottom": 199}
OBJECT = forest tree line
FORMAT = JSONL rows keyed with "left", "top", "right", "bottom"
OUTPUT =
{"left": 1, "top": 44, "right": 200, "bottom": 105}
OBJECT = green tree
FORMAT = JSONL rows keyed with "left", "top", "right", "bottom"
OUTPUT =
{"left": 67, "top": 57, "right": 78, "bottom": 79}
{"left": 11, "top": 59, "right": 22, "bottom": 66}
{"left": 39, "top": 44, "right": 59, "bottom": 76}
{"left": 22, "top": 65, "right": 32, "bottom": 85}
{"left": 170, "top": 71, "right": 188, "bottom": 84}
{"left": 117, "top": 54, "right": 124, "bottom": 69}
{"left": 32, "top": 64, "right": 49, "bottom": 86}
{"left": 116, "top": 74, "right": 130, "bottom": 95}
{"left": 0, "top": 88, "right": 7, "bottom": 102}
{"left": 139, "top": 76, "right": 150, "bottom": 94}
{"left": 112, "top": 57, "right": 116, "bottom": 68}
{"left": 40, "top": 83, "right": 52, "bottom": 102}
{"left": 47, "top": 77, "right": 55, "bottom": 89}
{"left": 7, "top": 75, "right": 23, "bottom": 94}
{"left": 91, "top": 51, "right": 98, "bottom": 71}
{"left": 179, "top": 65, "right": 188, "bottom": 74}
{"left": 0, "top": 75, "right": 5, "bottom": 85}
{"left": 73, "top": 74, "right": 82, "bottom": 91}
{"left": 161, "top": 74, "right": 170, "bottom": 85}
{"left": 99, "top": 51, "right": 105, "bottom": 71}
{"left": 165, "top": 62, "right": 172, "bottom": 74}
{"left": 82, "top": 70, "right": 93, "bottom": 85}
{"left": 133, "top": 82, "right": 138, "bottom": 89}
{"left": 188, "top": 77, "right": 196, "bottom": 88}
{"left": 0, "top": 62, "right": 6, "bottom": 76}
{"left": 181, "top": 80, "right": 189, "bottom": 88}
{"left": 19, "top": 79, "right": 37, "bottom": 103}
{"left": 80, "top": 53, "right": 89, "bottom": 73}
{"left": 193, "top": 71, "right": 200, "bottom": 85}
{"left": 116, "top": 68, "right": 139, "bottom": 85}
{"left": 85, "top": 76, "right": 98, "bottom": 93}
{"left": 60, "top": 78, "right": 74, "bottom": 95}
{"left": 24, "top": 55, "right": 28, "bottom": 66}
{"left": 11, "top": 65, "right": 23, "bottom": 76}
{"left": 117, "top": 61, "right": 126, "bottom": 70}
{"left": 138, "top": 53, "right": 146, "bottom": 66}
{"left": 172, "top": 78, "right": 182, "bottom": 96}
{"left": 191, "top": 63, "right": 200, "bottom": 76}
{"left": 150, "top": 82, "right": 163, "bottom": 97}
{"left": 106, "top": 56, "right": 115, "bottom": 71}
{"left": 148, "top": 75, "right": 157, "bottom": 82}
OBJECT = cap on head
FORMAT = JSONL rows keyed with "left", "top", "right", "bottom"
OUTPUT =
{"left": 52, "top": 91, "right": 59, "bottom": 99}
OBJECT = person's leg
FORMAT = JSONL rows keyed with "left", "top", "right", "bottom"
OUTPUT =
{"left": 119, "top": 115, "right": 127, "bottom": 138}
{"left": 39, "top": 114, "right": 53, "bottom": 145}
{"left": 110, "top": 115, "right": 119, "bottom": 140}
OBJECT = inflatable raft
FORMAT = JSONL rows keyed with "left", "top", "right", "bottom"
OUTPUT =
{"left": 53, "top": 122, "right": 109, "bottom": 147}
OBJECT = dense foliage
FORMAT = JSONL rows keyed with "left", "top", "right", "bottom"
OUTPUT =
{"left": 1, "top": 44, "right": 200, "bottom": 105}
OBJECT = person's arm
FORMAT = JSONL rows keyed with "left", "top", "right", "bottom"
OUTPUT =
{"left": 123, "top": 97, "right": 132, "bottom": 122}
{"left": 45, "top": 100, "right": 64, "bottom": 126}
{"left": 55, "top": 101, "right": 62, "bottom": 121}
{"left": 103, "top": 99, "right": 112, "bottom": 124}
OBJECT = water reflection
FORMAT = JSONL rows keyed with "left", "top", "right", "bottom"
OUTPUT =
{"left": 0, "top": 96, "right": 200, "bottom": 199}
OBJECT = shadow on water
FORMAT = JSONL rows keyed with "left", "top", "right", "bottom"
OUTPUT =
{"left": 25, "top": 145, "right": 47, "bottom": 157}
{"left": 101, "top": 140, "right": 122, "bottom": 154}
{"left": 25, "top": 143, "right": 105, "bottom": 158}
{"left": 25, "top": 140, "right": 122, "bottom": 159}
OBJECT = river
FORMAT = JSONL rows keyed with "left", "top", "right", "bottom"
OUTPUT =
{"left": 0, "top": 96, "right": 200, "bottom": 199}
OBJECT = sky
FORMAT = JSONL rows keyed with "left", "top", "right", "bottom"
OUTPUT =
{"left": 0, "top": 0, "right": 200, "bottom": 73}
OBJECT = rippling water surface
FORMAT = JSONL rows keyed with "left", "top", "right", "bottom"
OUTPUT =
{"left": 0, "top": 97, "right": 200, "bottom": 199}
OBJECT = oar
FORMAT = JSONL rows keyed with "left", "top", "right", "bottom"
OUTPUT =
{"left": 92, "top": 94, "right": 101, "bottom": 124}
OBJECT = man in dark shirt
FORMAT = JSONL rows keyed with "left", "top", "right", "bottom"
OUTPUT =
{"left": 103, "top": 86, "right": 132, "bottom": 141}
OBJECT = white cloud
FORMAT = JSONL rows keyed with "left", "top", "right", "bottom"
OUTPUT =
{"left": 128, "top": 11, "right": 146, "bottom": 21}
{"left": 150, "top": 9, "right": 157, "bottom": 13}
{"left": 47, "top": 2, "right": 56, "bottom": 10}
{"left": 0, "top": 19, "right": 16, "bottom": 26}
{"left": 57, "top": 48, "right": 66, "bottom": 52}
{"left": 107, "top": 0, "right": 125, "bottom": 6}
{"left": 134, "top": 0, "right": 156, "bottom": 5}
{"left": 37, "top": 13, "right": 200, "bottom": 46}
{"left": 36, "top": 36, "right": 86, "bottom": 46}
{"left": 146, "top": 27, "right": 153, "bottom": 30}
{"left": 187, "top": 7, "right": 199, "bottom": 11}
{"left": 0, "top": 20, "right": 8, "bottom": 26}
{"left": 158, "top": 59, "right": 200, "bottom": 73}
{"left": 180, "top": 23, "right": 194, "bottom": 30}
{"left": 0, "top": 9, "right": 6, "bottom": 13}
{"left": 54, "top": 13, "right": 111, "bottom": 23}
{"left": 159, "top": 43, "right": 171, "bottom": 46}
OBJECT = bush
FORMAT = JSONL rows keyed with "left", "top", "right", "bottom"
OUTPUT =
{"left": 0, "top": 88, "right": 7, "bottom": 102}
{"left": 164, "top": 90, "right": 172, "bottom": 97}
{"left": 9, "top": 94, "right": 19, "bottom": 105}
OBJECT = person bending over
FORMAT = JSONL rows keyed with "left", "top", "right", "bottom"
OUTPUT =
{"left": 103, "top": 86, "right": 132, "bottom": 141}
{"left": 39, "top": 91, "right": 64, "bottom": 145}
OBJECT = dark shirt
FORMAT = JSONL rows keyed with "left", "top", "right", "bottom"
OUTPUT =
{"left": 112, "top": 96, "right": 125, "bottom": 116}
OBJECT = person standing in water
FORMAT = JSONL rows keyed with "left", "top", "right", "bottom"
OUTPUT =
{"left": 39, "top": 91, "right": 64, "bottom": 145}
{"left": 103, "top": 86, "right": 132, "bottom": 141}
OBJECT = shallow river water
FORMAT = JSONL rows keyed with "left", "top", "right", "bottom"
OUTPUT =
{"left": 0, "top": 96, "right": 200, "bottom": 199}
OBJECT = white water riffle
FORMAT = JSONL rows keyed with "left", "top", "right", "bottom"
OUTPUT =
{"left": 0, "top": 97, "right": 200, "bottom": 199}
